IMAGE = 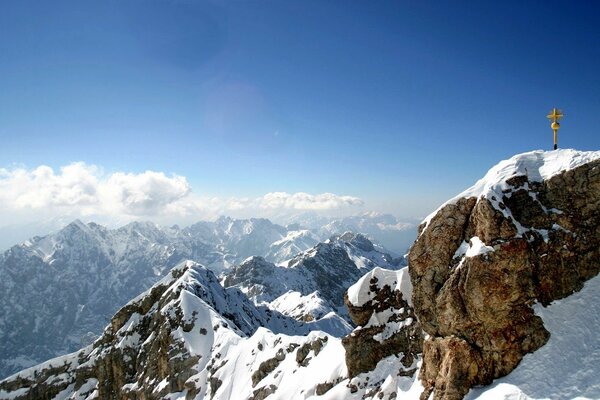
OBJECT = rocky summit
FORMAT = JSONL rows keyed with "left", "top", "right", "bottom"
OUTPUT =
{"left": 409, "top": 149, "right": 600, "bottom": 399}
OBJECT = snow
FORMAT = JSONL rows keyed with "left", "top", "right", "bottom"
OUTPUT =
{"left": 422, "top": 149, "right": 600, "bottom": 229}
{"left": 452, "top": 237, "right": 495, "bottom": 262}
{"left": 465, "top": 236, "right": 494, "bottom": 258}
{"left": 372, "top": 318, "right": 414, "bottom": 343}
{"left": 154, "top": 378, "right": 169, "bottom": 393}
{"left": 0, "top": 388, "right": 29, "bottom": 400}
{"left": 347, "top": 266, "right": 412, "bottom": 307}
{"left": 269, "top": 291, "right": 334, "bottom": 320}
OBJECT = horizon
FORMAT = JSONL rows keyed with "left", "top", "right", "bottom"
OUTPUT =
{"left": 1, "top": 1, "right": 599, "bottom": 246}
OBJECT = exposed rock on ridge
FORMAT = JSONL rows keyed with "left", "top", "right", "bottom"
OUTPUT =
{"left": 409, "top": 150, "right": 600, "bottom": 399}
{"left": 342, "top": 267, "right": 422, "bottom": 379}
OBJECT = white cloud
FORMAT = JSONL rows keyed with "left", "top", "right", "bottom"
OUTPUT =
{"left": 0, "top": 163, "right": 364, "bottom": 228}
{"left": 260, "top": 192, "right": 364, "bottom": 210}
{"left": 101, "top": 171, "right": 190, "bottom": 216}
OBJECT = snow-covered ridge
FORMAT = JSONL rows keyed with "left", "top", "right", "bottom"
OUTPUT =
{"left": 423, "top": 149, "right": 600, "bottom": 228}
{"left": 224, "top": 233, "right": 404, "bottom": 327}
{"left": 0, "top": 259, "right": 354, "bottom": 400}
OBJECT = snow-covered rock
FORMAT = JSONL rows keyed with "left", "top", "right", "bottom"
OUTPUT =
{"left": 342, "top": 266, "right": 422, "bottom": 379}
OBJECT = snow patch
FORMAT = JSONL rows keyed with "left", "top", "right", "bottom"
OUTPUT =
{"left": 347, "top": 267, "right": 412, "bottom": 307}
{"left": 465, "top": 237, "right": 494, "bottom": 258}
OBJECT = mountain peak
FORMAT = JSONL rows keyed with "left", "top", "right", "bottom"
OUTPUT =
{"left": 409, "top": 148, "right": 600, "bottom": 398}
{"left": 423, "top": 149, "right": 600, "bottom": 228}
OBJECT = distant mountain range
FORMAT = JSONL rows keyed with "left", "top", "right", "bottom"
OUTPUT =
{"left": 0, "top": 212, "right": 418, "bottom": 255}
{"left": 0, "top": 216, "right": 406, "bottom": 379}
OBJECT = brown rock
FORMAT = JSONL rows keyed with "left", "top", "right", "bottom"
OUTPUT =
{"left": 342, "top": 274, "right": 422, "bottom": 378}
{"left": 409, "top": 160, "right": 600, "bottom": 399}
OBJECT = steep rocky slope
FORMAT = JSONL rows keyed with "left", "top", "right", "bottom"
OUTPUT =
{"left": 342, "top": 267, "right": 422, "bottom": 379}
{"left": 409, "top": 149, "right": 600, "bottom": 399}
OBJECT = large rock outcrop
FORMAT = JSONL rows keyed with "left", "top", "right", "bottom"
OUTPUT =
{"left": 409, "top": 149, "right": 600, "bottom": 399}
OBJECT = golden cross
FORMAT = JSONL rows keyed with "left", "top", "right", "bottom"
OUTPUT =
{"left": 546, "top": 107, "right": 564, "bottom": 150}
{"left": 546, "top": 107, "right": 564, "bottom": 123}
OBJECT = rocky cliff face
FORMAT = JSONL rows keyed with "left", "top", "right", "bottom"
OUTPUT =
{"left": 409, "top": 150, "right": 600, "bottom": 399}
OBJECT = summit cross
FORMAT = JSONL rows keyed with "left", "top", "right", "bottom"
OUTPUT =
{"left": 546, "top": 107, "right": 564, "bottom": 150}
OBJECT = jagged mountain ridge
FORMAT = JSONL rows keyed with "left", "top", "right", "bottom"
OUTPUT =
{"left": 0, "top": 218, "right": 396, "bottom": 379}
{"left": 284, "top": 211, "right": 418, "bottom": 255}
{"left": 0, "top": 261, "right": 352, "bottom": 400}
{"left": 0, "top": 217, "right": 316, "bottom": 379}
{"left": 223, "top": 232, "right": 404, "bottom": 322}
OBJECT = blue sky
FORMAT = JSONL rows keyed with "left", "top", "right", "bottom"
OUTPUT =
{"left": 0, "top": 0, "right": 599, "bottom": 225}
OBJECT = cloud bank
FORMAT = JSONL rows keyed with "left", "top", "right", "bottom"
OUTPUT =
{"left": 0, "top": 162, "right": 364, "bottom": 227}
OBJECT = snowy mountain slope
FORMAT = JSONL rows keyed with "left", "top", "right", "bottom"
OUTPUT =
{"left": 184, "top": 217, "right": 289, "bottom": 268}
{"left": 0, "top": 220, "right": 187, "bottom": 379}
{"left": 264, "top": 229, "right": 320, "bottom": 264}
{"left": 0, "top": 261, "right": 352, "bottom": 400}
{"left": 223, "top": 232, "right": 403, "bottom": 322}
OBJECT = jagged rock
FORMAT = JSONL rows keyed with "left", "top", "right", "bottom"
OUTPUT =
{"left": 419, "top": 336, "right": 481, "bottom": 400}
{"left": 342, "top": 268, "right": 422, "bottom": 378}
{"left": 250, "top": 384, "right": 277, "bottom": 400}
{"left": 295, "top": 336, "right": 328, "bottom": 367}
{"left": 251, "top": 349, "right": 287, "bottom": 386}
{"left": 223, "top": 233, "right": 401, "bottom": 333}
{"left": 409, "top": 150, "right": 600, "bottom": 399}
